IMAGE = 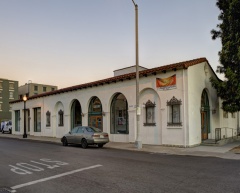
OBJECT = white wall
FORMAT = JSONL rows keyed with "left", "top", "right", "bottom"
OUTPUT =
{"left": 10, "top": 69, "right": 190, "bottom": 146}
{"left": 11, "top": 62, "right": 238, "bottom": 146}
{"left": 187, "top": 62, "right": 238, "bottom": 146}
{"left": 139, "top": 88, "right": 161, "bottom": 145}
{"left": 154, "top": 70, "right": 186, "bottom": 146}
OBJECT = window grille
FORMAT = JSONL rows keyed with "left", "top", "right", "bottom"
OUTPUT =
{"left": 58, "top": 110, "right": 64, "bottom": 126}
{"left": 167, "top": 96, "right": 182, "bottom": 126}
{"left": 144, "top": 100, "right": 156, "bottom": 126}
{"left": 46, "top": 111, "right": 51, "bottom": 126}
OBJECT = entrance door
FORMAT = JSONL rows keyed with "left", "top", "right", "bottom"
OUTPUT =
{"left": 89, "top": 116, "right": 102, "bottom": 130}
{"left": 201, "top": 111, "right": 208, "bottom": 140}
{"left": 71, "top": 100, "right": 82, "bottom": 129}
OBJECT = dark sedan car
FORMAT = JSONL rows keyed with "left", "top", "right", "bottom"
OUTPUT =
{"left": 61, "top": 126, "right": 109, "bottom": 148}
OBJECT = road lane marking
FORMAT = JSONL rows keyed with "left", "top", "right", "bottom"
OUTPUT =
{"left": 9, "top": 165, "right": 33, "bottom": 175}
{"left": 39, "top": 158, "right": 69, "bottom": 166}
{"left": 16, "top": 163, "right": 44, "bottom": 172}
{"left": 30, "top": 161, "right": 60, "bottom": 169}
{"left": 10, "top": 158, "right": 69, "bottom": 175}
{"left": 11, "top": 164, "right": 102, "bottom": 190}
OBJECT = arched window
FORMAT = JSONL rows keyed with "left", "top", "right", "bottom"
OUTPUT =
{"left": 46, "top": 111, "right": 51, "bottom": 127}
{"left": 201, "top": 89, "right": 210, "bottom": 140}
{"left": 201, "top": 90, "right": 209, "bottom": 108}
{"left": 144, "top": 100, "right": 156, "bottom": 126}
{"left": 88, "top": 97, "right": 102, "bottom": 130}
{"left": 167, "top": 96, "right": 182, "bottom": 126}
{"left": 89, "top": 97, "right": 102, "bottom": 113}
{"left": 71, "top": 100, "right": 82, "bottom": 129}
{"left": 110, "top": 93, "right": 128, "bottom": 134}
{"left": 58, "top": 110, "right": 64, "bottom": 126}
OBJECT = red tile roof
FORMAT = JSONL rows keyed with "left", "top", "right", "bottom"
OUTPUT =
{"left": 10, "top": 57, "right": 211, "bottom": 103}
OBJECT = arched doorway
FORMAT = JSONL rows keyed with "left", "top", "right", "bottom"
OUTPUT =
{"left": 201, "top": 90, "right": 210, "bottom": 140}
{"left": 71, "top": 100, "right": 82, "bottom": 129}
{"left": 110, "top": 93, "right": 128, "bottom": 134}
{"left": 88, "top": 97, "right": 102, "bottom": 130}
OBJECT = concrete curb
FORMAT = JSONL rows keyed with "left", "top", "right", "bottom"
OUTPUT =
{"left": 1, "top": 134, "right": 240, "bottom": 160}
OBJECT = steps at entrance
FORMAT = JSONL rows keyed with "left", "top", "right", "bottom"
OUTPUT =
{"left": 201, "top": 139, "right": 217, "bottom": 146}
{"left": 201, "top": 137, "right": 240, "bottom": 146}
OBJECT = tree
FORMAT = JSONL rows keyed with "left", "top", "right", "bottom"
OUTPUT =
{"left": 210, "top": 0, "right": 240, "bottom": 113}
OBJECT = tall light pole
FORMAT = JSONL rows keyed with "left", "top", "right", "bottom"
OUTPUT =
{"left": 131, "top": 0, "right": 142, "bottom": 149}
{"left": 23, "top": 95, "right": 28, "bottom": 138}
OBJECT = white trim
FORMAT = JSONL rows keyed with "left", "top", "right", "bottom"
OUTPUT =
{"left": 11, "top": 165, "right": 102, "bottom": 190}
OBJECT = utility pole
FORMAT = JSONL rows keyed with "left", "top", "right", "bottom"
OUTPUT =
{"left": 131, "top": 0, "right": 142, "bottom": 149}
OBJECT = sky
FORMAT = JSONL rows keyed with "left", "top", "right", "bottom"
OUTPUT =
{"left": 0, "top": 0, "right": 222, "bottom": 89}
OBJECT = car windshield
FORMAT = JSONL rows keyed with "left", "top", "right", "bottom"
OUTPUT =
{"left": 86, "top": 127, "right": 102, "bottom": 133}
{"left": 71, "top": 127, "right": 79, "bottom": 134}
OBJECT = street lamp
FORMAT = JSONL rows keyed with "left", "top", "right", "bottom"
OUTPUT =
{"left": 131, "top": 0, "right": 142, "bottom": 149}
{"left": 23, "top": 95, "right": 27, "bottom": 138}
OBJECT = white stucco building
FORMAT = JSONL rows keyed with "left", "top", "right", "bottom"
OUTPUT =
{"left": 10, "top": 58, "right": 238, "bottom": 147}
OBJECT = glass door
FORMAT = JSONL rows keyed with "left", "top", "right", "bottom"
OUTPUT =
{"left": 89, "top": 116, "right": 102, "bottom": 130}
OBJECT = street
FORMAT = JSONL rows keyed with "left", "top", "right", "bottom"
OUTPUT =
{"left": 0, "top": 138, "right": 240, "bottom": 193}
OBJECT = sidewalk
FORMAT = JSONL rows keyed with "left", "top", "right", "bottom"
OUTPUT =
{"left": 1, "top": 133, "right": 240, "bottom": 160}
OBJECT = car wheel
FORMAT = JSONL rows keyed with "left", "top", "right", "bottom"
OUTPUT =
{"left": 62, "top": 137, "right": 68, "bottom": 146}
{"left": 98, "top": 144, "right": 104, "bottom": 148}
{"left": 81, "top": 139, "right": 88, "bottom": 149}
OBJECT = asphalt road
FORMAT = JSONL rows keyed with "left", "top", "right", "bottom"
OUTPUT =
{"left": 0, "top": 138, "right": 240, "bottom": 193}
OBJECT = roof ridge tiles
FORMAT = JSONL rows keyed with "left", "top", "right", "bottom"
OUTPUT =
{"left": 10, "top": 57, "right": 208, "bottom": 103}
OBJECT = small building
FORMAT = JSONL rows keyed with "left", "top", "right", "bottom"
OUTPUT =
{"left": 10, "top": 58, "right": 238, "bottom": 147}
{"left": 18, "top": 82, "right": 58, "bottom": 99}
{"left": 113, "top": 65, "right": 148, "bottom": 76}
{"left": 0, "top": 78, "right": 18, "bottom": 123}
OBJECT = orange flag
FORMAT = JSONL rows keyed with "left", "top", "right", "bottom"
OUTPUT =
{"left": 156, "top": 75, "right": 176, "bottom": 88}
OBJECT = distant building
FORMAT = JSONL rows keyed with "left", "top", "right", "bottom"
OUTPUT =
{"left": 0, "top": 78, "right": 18, "bottom": 123}
{"left": 18, "top": 82, "right": 58, "bottom": 99}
